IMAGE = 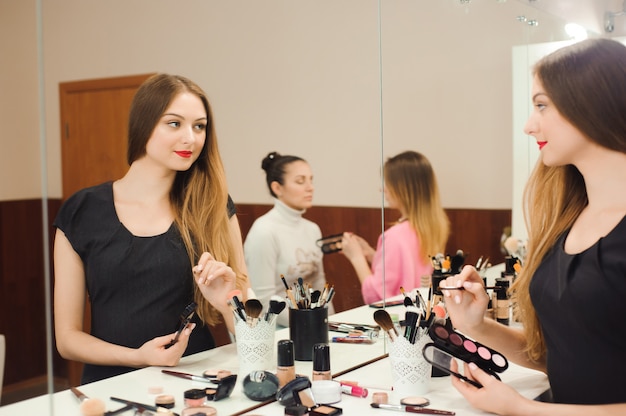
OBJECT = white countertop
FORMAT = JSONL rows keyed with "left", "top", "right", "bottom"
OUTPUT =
{"left": 0, "top": 265, "right": 549, "bottom": 416}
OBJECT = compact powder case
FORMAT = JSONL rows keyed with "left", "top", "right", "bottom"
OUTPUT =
{"left": 243, "top": 371, "right": 280, "bottom": 401}
{"left": 423, "top": 323, "right": 509, "bottom": 387}
{"left": 292, "top": 386, "right": 343, "bottom": 416}
{"left": 276, "top": 376, "right": 313, "bottom": 406}
{"left": 205, "top": 374, "right": 237, "bottom": 401}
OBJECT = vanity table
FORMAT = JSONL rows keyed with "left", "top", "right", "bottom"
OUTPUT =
{"left": 0, "top": 266, "right": 548, "bottom": 415}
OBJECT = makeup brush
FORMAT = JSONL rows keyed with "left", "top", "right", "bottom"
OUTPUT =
{"left": 265, "top": 296, "right": 287, "bottom": 323}
{"left": 244, "top": 298, "right": 263, "bottom": 327}
{"left": 227, "top": 289, "right": 246, "bottom": 320}
{"left": 310, "top": 289, "right": 321, "bottom": 307}
{"left": 373, "top": 309, "right": 398, "bottom": 341}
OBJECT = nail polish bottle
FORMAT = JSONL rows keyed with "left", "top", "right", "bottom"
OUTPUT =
{"left": 277, "top": 339, "right": 296, "bottom": 388}
{"left": 312, "top": 343, "right": 331, "bottom": 381}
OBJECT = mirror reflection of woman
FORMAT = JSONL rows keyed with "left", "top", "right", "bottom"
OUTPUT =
{"left": 244, "top": 152, "right": 333, "bottom": 327}
{"left": 53, "top": 74, "right": 249, "bottom": 384}
{"left": 442, "top": 39, "right": 626, "bottom": 414}
{"left": 341, "top": 150, "right": 450, "bottom": 304}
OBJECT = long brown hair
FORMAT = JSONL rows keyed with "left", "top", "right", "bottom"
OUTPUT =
{"left": 512, "top": 39, "right": 626, "bottom": 361}
{"left": 128, "top": 73, "right": 247, "bottom": 325}
{"left": 383, "top": 151, "right": 449, "bottom": 261}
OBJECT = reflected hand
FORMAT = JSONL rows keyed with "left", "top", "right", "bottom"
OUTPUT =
{"left": 340, "top": 232, "right": 364, "bottom": 260}
{"left": 193, "top": 252, "right": 236, "bottom": 314}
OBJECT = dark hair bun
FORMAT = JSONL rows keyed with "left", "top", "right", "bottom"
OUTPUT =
{"left": 261, "top": 151, "right": 281, "bottom": 172}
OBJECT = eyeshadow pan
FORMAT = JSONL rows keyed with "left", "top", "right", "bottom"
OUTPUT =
{"left": 449, "top": 332, "right": 463, "bottom": 346}
{"left": 434, "top": 325, "right": 449, "bottom": 340}
{"left": 492, "top": 353, "right": 506, "bottom": 368}
{"left": 477, "top": 346, "right": 491, "bottom": 360}
{"left": 463, "top": 339, "right": 477, "bottom": 353}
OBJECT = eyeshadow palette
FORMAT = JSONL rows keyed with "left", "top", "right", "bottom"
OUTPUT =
{"left": 316, "top": 234, "right": 343, "bottom": 254}
{"left": 423, "top": 322, "right": 508, "bottom": 386}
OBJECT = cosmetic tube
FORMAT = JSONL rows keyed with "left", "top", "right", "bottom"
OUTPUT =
{"left": 277, "top": 339, "right": 296, "bottom": 388}
{"left": 312, "top": 343, "right": 331, "bottom": 380}
{"left": 495, "top": 278, "right": 510, "bottom": 326}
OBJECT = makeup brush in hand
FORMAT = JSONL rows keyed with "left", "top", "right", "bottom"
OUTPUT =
{"left": 373, "top": 309, "right": 398, "bottom": 342}
{"left": 244, "top": 298, "right": 263, "bottom": 327}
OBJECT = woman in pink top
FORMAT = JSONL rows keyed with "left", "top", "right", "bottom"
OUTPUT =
{"left": 341, "top": 151, "right": 449, "bottom": 304}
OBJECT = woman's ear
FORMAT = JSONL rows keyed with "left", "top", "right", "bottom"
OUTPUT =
{"left": 270, "top": 181, "right": 282, "bottom": 198}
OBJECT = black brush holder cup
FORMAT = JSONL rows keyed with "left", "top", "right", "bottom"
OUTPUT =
{"left": 289, "top": 307, "right": 329, "bottom": 361}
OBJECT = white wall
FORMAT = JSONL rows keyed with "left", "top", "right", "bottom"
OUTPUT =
{"left": 0, "top": 0, "right": 41, "bottom": 200}
{"left": 0, "top": 0, "right": 585, "bottom": 208}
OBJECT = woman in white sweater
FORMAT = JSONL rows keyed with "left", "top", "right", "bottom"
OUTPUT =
{"left": 244, "top": 152, "right": 333, "bottom": 327}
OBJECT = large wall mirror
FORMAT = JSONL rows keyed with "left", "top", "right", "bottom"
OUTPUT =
{"left": 2, "top": 0, "right": 618, "bottom": 410}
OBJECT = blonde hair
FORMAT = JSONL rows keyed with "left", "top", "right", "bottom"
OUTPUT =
{"left": 511, "top": 39, "right": 626, "bottom": 361}
{"left": 384, "top": 151, "right": 449, "bottom": 261}
{"left": 129, "top": 74, "right": 248, "bottom": 325}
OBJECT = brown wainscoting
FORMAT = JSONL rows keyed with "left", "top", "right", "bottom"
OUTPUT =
{"left": 0, "top": 198, "right": 61, "bottom": 394}
{"left": 235, "top": 204, "right": 512, "bottom": 314}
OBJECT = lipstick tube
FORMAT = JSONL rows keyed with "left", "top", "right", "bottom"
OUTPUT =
{"left": 340, "top": 384, "right": 368, "bottom": 398}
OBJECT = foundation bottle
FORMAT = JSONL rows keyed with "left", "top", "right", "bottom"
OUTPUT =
{"left": 312, "top": 343, "right": 331, "bottom": 381}
{"left": 495, "top": 278, "right": 510, "bottom": 326}
{"left": 277, "top": 339, "right": 296, "bottom": 388}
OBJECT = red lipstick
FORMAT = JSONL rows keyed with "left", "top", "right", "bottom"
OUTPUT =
{"left": 175, "top": 150, "right": 192, "bottom": 158}
{"left": 537, "top": 141, "right": 547, "bottom": 150}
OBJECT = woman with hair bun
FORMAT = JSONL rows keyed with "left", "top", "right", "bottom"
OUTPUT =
{"left": 244, "top": 152, "right": 333, "bottom": 327}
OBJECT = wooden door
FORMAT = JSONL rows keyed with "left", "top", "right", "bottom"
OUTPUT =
{"left": 59, "top": 74, "right": 154, "bottom": 199}
{"left": 58, "top": 73, "right": 153, "bottom": 386}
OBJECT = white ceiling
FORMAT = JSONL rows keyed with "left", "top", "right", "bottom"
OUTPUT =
{"left": 520, "top": 0, "right": 626, "bottom": 36}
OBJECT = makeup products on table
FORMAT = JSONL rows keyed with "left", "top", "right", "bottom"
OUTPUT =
{"left": 285, "top": 277, "right": 335, "bottom": 310}
{"left": 340, "top": 383, "right": 368, "bottom": 398}
{"left": 165, "top": 301, "right": 197, "bottom": 349}
{"left": 311, "top": 380, "right": 342, "bottom": 404}
{"left": 331, "top": 335, "right": 377, "bottom": 344}
{"left": 289, "top": 304, "right": 330, "bottom": 361}
{"left": 72, "top": 387, "right": 131, "bottom": 416}
{"left": 277, "top": 339, "right": 297, "bottom": 387}
{"left": 181, "top": 406, "right": 217, "bottom": 416}
{"left": 292, "top": 385, "right": 343, "bottom": 416}
{"left": 369, "top": 298, "right": 405, "bottom": 308}
{"left": 423, "top": 322, "right": 508, "bottom": 387}
{"left": 110, "top": 397, "right": 167, "bottom": 414}
{"left": 370, "top": 403, "right": 455, "bottom": 415}
{"left": 373, "top": 309, "right": 399, "bottom": 341}
{"left": 312, "top": 343, "right": 331, "bottom": 380}
{"left": 227, "top": 291, "right": 286, "bottom": 327}
{"left": 155, "top": 394, "right": 175, "bottom": 409}
{"left": 183, "top": 389, "right": 206, "bottom": 407}
{"left": 339, "top": 380, "right": 392, "bottom": 391}
{"left": 161, "top": 369, "right": 215, "bottom": 384}
{"left": 328, "top": 321, "right": 380, "bottom": 336}
{"left": 242, "top": 370, "right": 281, "bottom": 401}
{"left": 202, "top": 369, "right": 232, "bottom": 381}
{"left": 160, "top": 370, "right": 237, "bottom": 401}
{"left": 494, "top": 278, "right": 511, "bottom": 325}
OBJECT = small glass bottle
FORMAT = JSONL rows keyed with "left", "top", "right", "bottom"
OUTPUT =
{"left": 277, "top": 339, "right": 296, "bottom": 388}
{"left": 312, "top": 343, "right": 331, "bottom": 381}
